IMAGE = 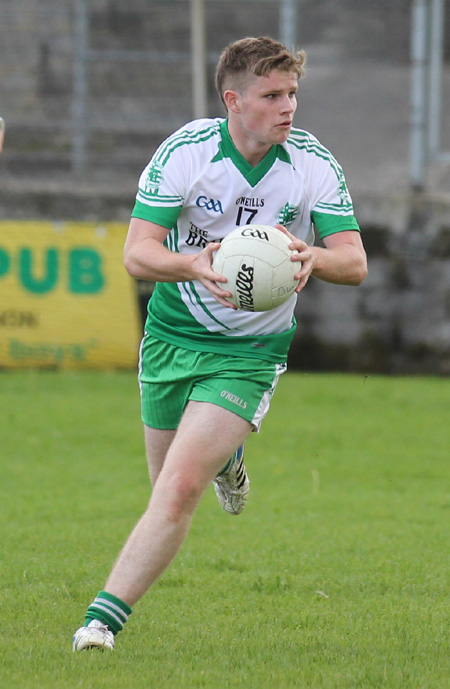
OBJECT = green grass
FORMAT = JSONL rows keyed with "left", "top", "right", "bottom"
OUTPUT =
{"left": 1, "top": 371, "right": 449, "bottom": 688}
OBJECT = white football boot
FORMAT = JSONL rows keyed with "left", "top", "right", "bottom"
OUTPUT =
{"left": 72, "top": 619, "right": 115, "bottom": 651}
{"left": 213, "top": 445, "right": 250, "bottom": 515}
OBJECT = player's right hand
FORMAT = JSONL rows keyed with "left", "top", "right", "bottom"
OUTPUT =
{"left": 191, "top": 243, "right": 236, "bottom": 309}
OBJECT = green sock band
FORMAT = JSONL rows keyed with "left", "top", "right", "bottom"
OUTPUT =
{"left": 85, "top": 590, "right": 132, "bottom": 635}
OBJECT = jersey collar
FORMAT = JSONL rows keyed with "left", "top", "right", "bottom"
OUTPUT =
{"left": 212, "top": 119, "right": 290, "bottom": 187}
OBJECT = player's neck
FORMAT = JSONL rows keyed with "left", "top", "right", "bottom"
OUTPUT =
{"left": 227, "top": 121, "right": 272, "bottom": 168}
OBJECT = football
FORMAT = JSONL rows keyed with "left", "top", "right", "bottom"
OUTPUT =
{"left": 212, "top": 224, "right": 300, "bottom": 311}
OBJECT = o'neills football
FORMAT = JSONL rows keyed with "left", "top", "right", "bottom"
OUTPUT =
{"left": 212, "top": 224, "right": 300, "bottom": 311}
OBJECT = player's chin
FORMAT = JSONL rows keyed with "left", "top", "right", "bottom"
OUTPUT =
{"left": 274, "top": 125, "right": 292, "bottom": 141}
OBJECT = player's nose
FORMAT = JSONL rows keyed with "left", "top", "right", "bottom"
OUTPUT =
{"left": 280, "top": 94, "right": 296, "bottom": 114}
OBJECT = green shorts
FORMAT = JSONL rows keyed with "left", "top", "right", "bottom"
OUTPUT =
{"left": 139, "top": 334, "right": 286, "bottom": 431}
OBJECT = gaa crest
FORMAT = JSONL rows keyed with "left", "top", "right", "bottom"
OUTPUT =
{"left": 337, "top": 173, "right": 352, "bottom": 205}
{"left": 145, "top": 162, "right": 164, "bottom": 194}
{"left": 276, "top": 202, "right": 300, "bottom": 227}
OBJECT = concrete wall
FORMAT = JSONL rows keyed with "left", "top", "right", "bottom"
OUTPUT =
{"left": 289, "top": 192, "right": 450, "bottom": 375}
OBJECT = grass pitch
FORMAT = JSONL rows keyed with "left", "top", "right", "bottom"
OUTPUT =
{"left": 1, "top": 371, "right": 449, "bottom": 688}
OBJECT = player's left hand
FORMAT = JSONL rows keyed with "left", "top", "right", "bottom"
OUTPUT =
{"left": 274, "top": 224, "right": 315, "bottom": 293}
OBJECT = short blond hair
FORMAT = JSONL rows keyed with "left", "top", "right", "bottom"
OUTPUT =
{"left": 215, "top": 36, "right": 306, "bottom": 107}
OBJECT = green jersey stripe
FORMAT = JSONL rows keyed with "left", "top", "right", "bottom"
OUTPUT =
{"left": 137, "top": 191, "right": 183, "bottom": 204}
{"left": 153, "top": 122, "right": 220, "bottom": 168}
{"left": 288, "top": 130, "right": 343, "bottom": 177}
{"left": 315, "top": 201, "right": 354, "bottom": 213}
{"left": 152, "top": 122, "right": 218, "bottom": 162}
{"left": 186, "top": 281, "right": 233, "bottom": 330}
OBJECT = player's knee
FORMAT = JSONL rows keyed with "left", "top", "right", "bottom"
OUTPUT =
{"left": 163, "top": 470, "right": 203, "bottom": 520}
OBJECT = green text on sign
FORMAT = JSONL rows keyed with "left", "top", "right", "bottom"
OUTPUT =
{"left": 0, "top": 247, "right": 105, "bottom": 294}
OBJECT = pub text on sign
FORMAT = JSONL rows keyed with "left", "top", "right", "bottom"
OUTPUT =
{"left": 0, "top": 247, "right": 104, "bottom": 294}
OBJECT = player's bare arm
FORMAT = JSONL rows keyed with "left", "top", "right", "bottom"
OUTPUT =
{"left": 281, "top": 226, "right": 367, "bottom": 289}
{"left": 309, "top": 231, "right": 367, "bottom": 286}
{"left": 124, "top": 217, "right": 235, "bottom": 308}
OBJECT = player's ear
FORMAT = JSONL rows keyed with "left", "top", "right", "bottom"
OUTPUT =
{"left": 223, "top": 89, "right": 241, "bottom": 114}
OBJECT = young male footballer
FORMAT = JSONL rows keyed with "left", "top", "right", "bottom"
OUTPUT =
{"left": 73, "top": 35, "right": 367, "bottom": 651}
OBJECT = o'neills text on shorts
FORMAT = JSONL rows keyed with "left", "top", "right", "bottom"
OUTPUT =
{"left": 220, "top": 390, "right": 247, "bottom": 409}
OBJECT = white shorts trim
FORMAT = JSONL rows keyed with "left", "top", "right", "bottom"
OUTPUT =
{"left": 251, "top": 362, "right": 287, "bottom": 432}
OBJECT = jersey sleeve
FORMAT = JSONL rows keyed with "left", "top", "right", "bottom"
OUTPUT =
{"left": 131, "top": 139, "right": 186, "bottom": 229}
{"left": 308, "top": 144, "right": 360, "bottom": 239}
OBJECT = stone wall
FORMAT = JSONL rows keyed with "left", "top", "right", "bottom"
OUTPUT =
{"left": 289, "top": 192, "right": 450, "bottom": 375}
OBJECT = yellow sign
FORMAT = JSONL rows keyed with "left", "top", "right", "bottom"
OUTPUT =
{"left": 0, "top": 221, "right": 142, "bottom": 369}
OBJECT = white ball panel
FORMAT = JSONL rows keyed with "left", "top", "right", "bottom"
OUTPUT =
{"left": 212, "top": 224, "right": 301, "bottom": 312}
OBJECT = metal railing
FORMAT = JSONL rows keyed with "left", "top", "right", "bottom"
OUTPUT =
{"left": 410, "top": 0, "right": 449, "bottom": 189}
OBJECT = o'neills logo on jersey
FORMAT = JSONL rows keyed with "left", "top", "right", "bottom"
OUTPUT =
{"left": 235, "top": 262, "right": 255, "bottom": 311}
{"left": 235, "top": 197, "right": 265, "bottom": 208}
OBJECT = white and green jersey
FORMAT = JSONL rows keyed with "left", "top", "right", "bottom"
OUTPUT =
{"left": 132, "top": 118, "right": 360, "bottom": 363}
